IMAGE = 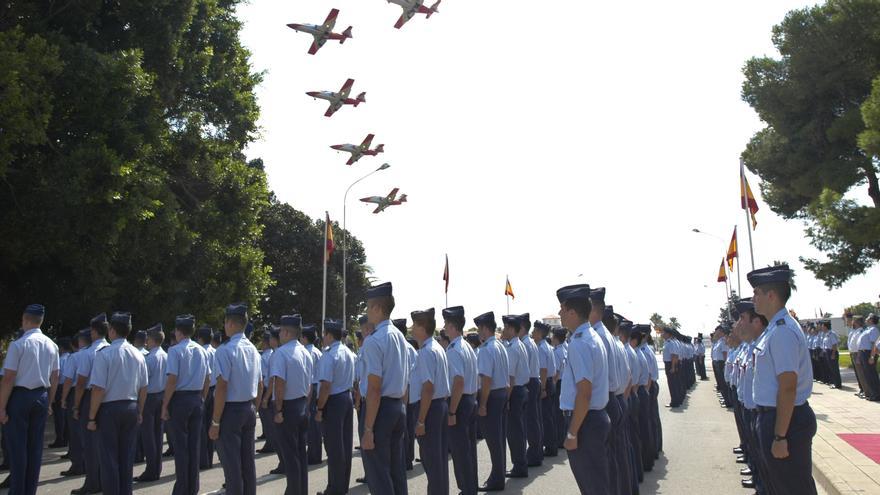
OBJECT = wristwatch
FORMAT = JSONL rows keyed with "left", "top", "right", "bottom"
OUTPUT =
{"left": 773, "top": 434, "right": 788, "bottom": 442}
{"left": 416, "top": 421, "right": 425, "bottom": 428}
{"left": 211, "top": 419, "right": 221, "bottom": 427}
{"left": 448, "top": 411, "right": 457, "bottom": 417}
{"left": 566, "top": 432, "right": 576, "bottom": 440}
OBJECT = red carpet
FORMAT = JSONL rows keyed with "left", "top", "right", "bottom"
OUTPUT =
{"left": 838, "top": 434, "right": 880, "bottom": 464}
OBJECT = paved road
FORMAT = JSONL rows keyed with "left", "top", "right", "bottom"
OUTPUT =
{"left": 19, "top": 355, "right": 826, "bottom": 494}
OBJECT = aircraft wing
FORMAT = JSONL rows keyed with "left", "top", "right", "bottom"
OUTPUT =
{"left": 324, "top": 104, "right": 338, "bottom": 117}
{"left": 386, "top": 187, "right": 399, "bottom": 200}
{"left": 322, "top": 9, "right": 339, "bottom": 31}
{"left": 339, "top": 78, "right": 354, "bottom": 99}
{"left": 394, "top": 14, "right": 412, "bottom": 29}
{"left": 360, "top": 134, "right": 374, "bottom": 148}
{"left": 308, "top": 40, "right": 321, "bottom": 55}
{"left": 373, "top": 205, "right": 384, "bottom": 214}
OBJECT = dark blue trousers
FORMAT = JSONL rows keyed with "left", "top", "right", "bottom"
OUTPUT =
{"left": 7, "top": 387, "right": 48, "bottom": 495}
{"left": 65, "top": 391, "right": 85, "bottom": 473}
{"left": 525, "top": 378, "right": 543, "bottom": 465}
{"left": 139, "top": 392, "right": 164, "bottom": 479}
{"left": 277, "top": 397, "right": 308, "bottom": 495}
{"left": 614, "top": 394, "right": 632, "bottom": 495}
{"left": 742, "top": 408, "right": 766, "bottom": 495}
{"left": 506, "top": 384, "right": 528, "bottom": 474}
{"left": 627, "top": 393, "right": 644, "bottom": 486}
{"left": 80, "top": 389, "right": 102, "bottom": 492}
{"left": 52, "top": 385, "right": 66, "bottom": 446}
{"left": 565, "top": 409, "right": 610, "bottom": 495}
{"left": 200, "top": 386, "right": 215, "bottom": 469}
{"left": 480, "top": 388, "right": 508, "bottom": 487}
{"left": 416, "top": 398, "right": 449, "bottom": 495}
{"left": 637, "top": 387, "right": 655, "bottom": 471}
{"left": 217, "top": 401, "right": 257, "bottom": 495}
{"left": 258, "top": 402, "right": 275, "bottom": 453}
{"left": 449, "top": 394, "right": 477, "bottom": 495}
{"left": 757, "top": 404, "right": 817, "bottom": 495}
{"left": 363, "top": 397, "right": 408, "bottom": 495}
{"left": 97, "top": 400, "right": 138, "bottom": 495}
{"left": 649, "top": 381, "right": 662, "bottom": 455}
{"left": 321, "top": 392, "right": 353, "bottom": 495}
{"left": 307, "top": 391, "right": 323, "bottom": 463}
{"left": 169, "top": 391, "right": 203, "bottom": 495}
{"left": 405, "top": 401, "right": 418, "bottom": 469}
{"left": 541, "top": 379, "right": 557, "bottom": 456}
{"left": 604, "top": 392, "right": 623, "bottom": 495}
{"left": 554, "top": 380, "right": 566, "bottom": 448}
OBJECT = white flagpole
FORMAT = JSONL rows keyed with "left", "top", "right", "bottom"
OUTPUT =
{"left": 322, "top": 212, "right": 328, "bottom": 336}
{"left": 740, "top": 159, "right": 756, "bottom": 271}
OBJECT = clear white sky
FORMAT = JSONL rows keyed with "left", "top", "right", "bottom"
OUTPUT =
{"left": 238, "top": 0, "right": 880, "bottom": 333}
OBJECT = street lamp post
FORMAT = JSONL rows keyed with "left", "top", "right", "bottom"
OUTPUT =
{"left": 342, "top": 163, "right": 390, "bottom": 332}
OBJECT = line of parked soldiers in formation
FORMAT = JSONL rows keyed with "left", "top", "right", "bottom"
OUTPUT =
{"left": 0, "top": 281, "right": 686, "bottom": 495}
{"left": 709, "top": 267, "right": 880, "bottom": 495}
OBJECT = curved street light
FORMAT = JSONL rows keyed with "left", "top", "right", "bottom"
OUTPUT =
{"left": 342, "top": 163, "right": 391, "bottom": 331}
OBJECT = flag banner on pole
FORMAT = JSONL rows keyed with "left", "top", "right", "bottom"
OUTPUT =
{"left": 504, "top": 276, "right": 515, "bottom": 299}
{"left": 325, "top": 212, "right": 335, "bottom": 264}
{"left": 726, "top": 226, "right": 738, "bottom": 271}
{"left": 443, "top": 254, "right": 449, "bottom": 294}
{"left": 740, "top": 172, "right": 759, "bottom": 229}
{"left": 717, "top": 258, "right": 728, "bottom": 283}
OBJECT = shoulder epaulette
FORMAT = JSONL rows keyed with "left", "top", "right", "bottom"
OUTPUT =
{"left": 776, "top": 319, "right": 785, "bottom": 326}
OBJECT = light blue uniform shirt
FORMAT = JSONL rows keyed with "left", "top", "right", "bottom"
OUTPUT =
{"left": 356, "top": 343, "right": 368, "bottom": 396}
{"left": 725, "top": 344, "right": 739, "bottom": 384}
{"left": 662, "top": 338, "right": 678, "bottom": 362}
{"left": 80, "top": 338, "right": 109, "bottom": 389}
{"left": 62, "top": 349, "right": 80, "bottom": 382}
{"left": 560, "top": 323, "right": 608, "bottom": 411}
{"left": 166, "top": 338, "right": 209, "bottom": 392}
{"left": 145, "top": 347, "right": 168, "bottom": 394}
{"left": 477, "top": 336, "right": 510, "bottom": 391}
{"left": 3, "top": 328, "right": 59, "bottom": 389}
{"left": 638, "top": 343, "right": 659, "bottom": 381}
{"left": 410, "top": 338, "right": 450, "bottom": 400}
{"left": 695, "top": 341, "right": 705, "bottom": 356}
{"left": 741, "top": 339, "right": 759, "bottom": 410}
{"left": 858, "top": 326, "right": 879, "bottom": 351}
{"left": 305, "top": 344, "right": 323, "bottom": 384}
{"left": 261, "top": 349, "right": 273, "bottom": 386}
{"left": 214, "top": 332, "right": 261, "bottom": 402}
{"left": 612, "top": 339, "right": 631, "bottom": 395}
{"left": 847, "top": 328, "right": 860, "bottom": 351}
{"left": 711, "top": 340, "right": 729, "bottom": 361}
{"left": 628, "top": 344, "right": 648, "bottom": 387}
{"left": 318, "top": 341, "right": 356, "bottom": 395}
{"left": 204, "top": 344, "right": 217, "bottom": 387}
{"left": 447, "top": 336, "right": 479, "bottom": 395}
{"left": 553, "top": 343, "right": 567, "bottom": 378}
{"left": 270, "top": 340, "right": 312, "bottom": 400}
{"left": 753, "top": 308, "right": 813, "bottom": 407}
{"left": 593, "top": 321, "right": 622, "bottom": 393}
{"left": 505, "top": 337, "right": 530, "bottom": 387}
{"left": 537, "top": 339, "right": 556, "bottom": 378}
{"left": 360, "top": 320, "right": 410, "bottom": 399}
{"left": 90, "top": 338, "right": 148, "bottom": 402}
{"left": 521, "top": 335, "right": 540, "bottom": 379}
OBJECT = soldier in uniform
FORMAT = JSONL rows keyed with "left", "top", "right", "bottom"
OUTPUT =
{"left": 605, "top": 307, "right": 633, "bottom": 495}
{"left": 354, "top": 315, "right": 374, "bottom": 485}
{"left": 197, "top": 326, "right": 218, "bottom": 469}
{"left": 733, "top": 298, "right": 768, "bottom": 494}
{"left": 501, "top": 314, "right": 529, "bottom": 479}
{"left": 72, "top": 313, "right": 111, "bottom": 495}
{"left": 301, "top": 324, "right": 324, "bottom": 465}
{"left": 410, "top": 308, "right": 450, "bottom": 495}
{"left": 61, "top": 330, "right": 90, "bottom": 477}
{"left": 360, "top": 282, "right": 411, "bottom": 495}
{"left": 443, "top": 306, "right": 478, "bottom": 495}
{"left": 162, "top": 315, "right": 210, "bottom": 495}
{"left": 513, "top": 314, "right": 542, "bottom": 468}
{"left": 0, "top": 304, "right": 59, "bottom": 495}
{"left": 551, "top": 326, "right": 568, "bottom": 450}
{"left": 271, "top": 315, "right": 313, "bottom": 495}
{"left": 315, "top": 318, "right": 356, "bottom": 495}
{"left": 857, "top": 315, "right": 880, "bottom": 400}
{"left": 396, "top": 318, "right": 419, "bottom": 471}
{"left": 209, "top": 304, "right": 263, "bottom": 495}
{"left": 749, "top": 264, "right": 818, "bottom": 494}
{"left": 51, "top": 337, "right": 72, "bottom": 449}
{"left": 556, "top": 284, "right": 610, "bottom": 495}
{"left": 87, "top": 312, "right": 148, "bottom": 495}
{"left": 136, "top": 324, "right": 167, "bottom": 482}
{"left": 475, "top": 311, "right": 509, "bottom": 492}
{"left": 662, "top": 327, "right": 682, "bottom": 408}
{"left": 711, "top": 326, "right": 730, "bottom": 407}
{"left": 257, "top": 331, "right": 276, "bottom": 454}
{"left": 695, "top": 334, "right": 708, "bottom": 381}
{"left": 533, "top": 321, "right": 557, "bottom": 458}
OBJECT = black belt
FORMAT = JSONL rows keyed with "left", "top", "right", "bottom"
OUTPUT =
{"left": 174, "top": 390, "right": 202, "bottom": 395}
{"left": 756, "top": 401, "right": 809, "bottom": 413}
{"left": 13, "top": 386, "right": 47, "bottom": 392}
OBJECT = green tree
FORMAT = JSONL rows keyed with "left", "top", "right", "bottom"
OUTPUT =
{"left": 740, "top": 0, "right": 880, "bottom": 288}
{"left": 0, "top": 1, "right": 270, "bottom": 332}
{"left": 718, "top": 290, "right": 741, "bottom": 328}
{"left": 846, "top": 302, "right": 879, "bottom": 317}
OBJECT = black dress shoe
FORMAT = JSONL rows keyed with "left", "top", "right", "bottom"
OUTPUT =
{"left": 527, "top": 462, "right": 542, "bottom": 467}
{"left": 740, "top": 468, "right": 752, "bottom": 476}
{"left": 60, "top": 453, "right": 71, "bottom": 459}
{"left": 134, "top": 475, "right": 158, "bottom": 482}
{"left": 477, "top": 482, "right": 505, "bottom": 492}
{"left": 733, "top": 447, "right": 744, "bottom": 454}
{"left": 505, "top": 470, "right": 528, "bottom": 478}
{"left": 256, "top": 447, "right": 274, "bottom": 454}
{"left": 307, "top": 459, "right": 323, "bottom": 466}
{"left": 356, "top": 477, "right": 367, "bottom": 484}
{"left": 61, "top": 469, "right": 85, "bottom": 477}
{"left": 741, "top": 478, "right": 755, "bottom": 488}
{"left": 71, "top": 487, "right": 100, "bottom": 495}
{"left": 163, "top": 449, "right": 174, "bottom": 457}
{"left": 269, "top": 466, "right": 284, "bottom": 475}
{"left": 735, "top": 456, "right": 747, "bottom": 464}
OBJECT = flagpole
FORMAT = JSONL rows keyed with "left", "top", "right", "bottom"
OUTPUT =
{"left": 740, "top": 159, "right": 756, "bottom": 271}
{"left": 322, "top": 212, "right": 328, "bottom": 336}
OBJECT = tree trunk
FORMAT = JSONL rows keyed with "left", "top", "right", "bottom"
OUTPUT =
{"left": 864, "top": 163, "right": 880, "bottom": 208}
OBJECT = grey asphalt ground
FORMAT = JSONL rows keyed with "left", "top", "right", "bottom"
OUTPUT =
{"left": 14, "top": 355, "right": 828, "bottom": 494}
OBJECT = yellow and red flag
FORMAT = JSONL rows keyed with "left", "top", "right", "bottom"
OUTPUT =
{"left": 504, "top": 276, "right": 515, "bottom": 299}
{"left": 741, "top": 172, "right": 759, "bottom": 229}
{"left": 324, "top": 212, "right": 335, "bottom": 264}
{"left": 443, "top": 254, "right": 449, "bottom": 294}
{"left": 717, "top": 258, "right": 728, "bottom": 283}
{"left": 726, "top": 226, "right": 738, "bottom": 271}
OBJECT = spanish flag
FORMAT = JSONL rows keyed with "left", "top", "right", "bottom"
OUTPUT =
{"left": 717, "top": 258, "right": 728, "bottom": 283}
{"left": 504, "top": 276, "right": 515, "bottom": 299}
{"left": 325, "top": 212, "right": 335, "bottom": 264}
{"left": 726, "top": 226, "right": 738, "bottom": 271}
{"left": 443, "top": 254, "right": 449, "bottom": 294}
{"left": 741, "top": 171, "right": 759, "bottom": 229}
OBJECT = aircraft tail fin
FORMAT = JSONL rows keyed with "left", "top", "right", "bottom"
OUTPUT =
{"left": 355, "top": 92, "right": 366, "bottom": 105}
{"left": 399, "top": 194, "right": 408, "bottom": 203}
{"left": 375, "top": 144, "right": 385, "bottom": 153}
{"left": 341, "top": 26, "right": 353, "bottom": 42}
{"left": 428, "top": 1, "right": 440, "bottom": 18}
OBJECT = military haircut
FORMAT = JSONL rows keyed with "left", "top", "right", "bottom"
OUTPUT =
{"left": 602, "top": 313, "right": 618, "bottom": 332}
{"left": 562, "top": 298, "right": 592, "bottom": 320}
{"left": 148, "top": 329, "right": 165, "bottom": 345}
{"left": 111, "top": 320, "right": 132, "bottom": 338}
{"left": 760, "top": 281, "right": 791, "bottom": 304}
{"left": 90, "top": 320, "right": 109, "bottom": 336}
{"left": 326, "top": 326, "right": 343, "bottom": 341}
{"left": 371, "top": 295, "right": 395, "bottom": 316}
{"left": 445, "top": 314, "right": 465, "bottom": 332}
{"left": 412, "top": 312, "right": 437, "bottom": 336}
{"left": 226, "top": 313, "right": 247, "bottom": 327}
